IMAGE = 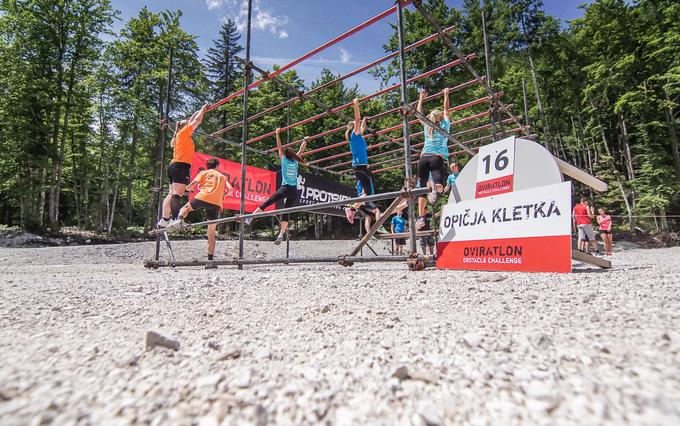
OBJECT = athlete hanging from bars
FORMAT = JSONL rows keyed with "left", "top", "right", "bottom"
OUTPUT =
{"left": 157, "top": 104, "right": 209, "bottom": 228}
{"left": 344, "top": 97, "right": 381, "bottom": 225}
{"left": 246, "top": 128, "right": 308, "bottom": 245}
{"left": 415, "top": 88, "right": 450, "bottom": 229}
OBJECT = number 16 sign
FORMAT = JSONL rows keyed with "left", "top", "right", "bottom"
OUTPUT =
{"left": 475, "top": 137, "right": 515, "bottom": 198}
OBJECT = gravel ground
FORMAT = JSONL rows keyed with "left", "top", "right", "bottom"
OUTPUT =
{"left": 0, "top": 239, "right": 679, "bottom": 426}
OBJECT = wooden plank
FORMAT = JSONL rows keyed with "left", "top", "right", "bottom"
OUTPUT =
{"left": 571, "top": 249, "right": 612, "bottom": 269}
{"left": 554, "top": 156, "right": 608, "bottom": 192}
{"left": 374, "top": 231, "right": 436, "bottom": 240}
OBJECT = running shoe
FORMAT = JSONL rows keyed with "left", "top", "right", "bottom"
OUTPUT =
{"left": 415, "top": 216, "right": 426, "bottom": 230}
{"left": 167, "top": 218, "right": 190, "bottom": 231}
{"left": 274, "top": 234, "right": 283, "bottom": 245}
{"left": 345, "top": 207, "right": 356, "bottom": 224}
{"left": 204, "top": 262, "right": 217, "bottom": 270}
{"left": 156, "top": 218, "right": 170, "bottom": 228}
{"left": 376, "top": 227, "right": 389, "bottom": 234}
{"left": 244, "top": 217, "right": 252, "bottom": 225}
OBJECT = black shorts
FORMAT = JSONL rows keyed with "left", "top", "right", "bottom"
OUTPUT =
{"left": 420, "top": 236, "right": 435, "bottom": 247}
{"left": 189, "top": 198, "right": 221, "bottom": 221}
{"left": 168, "top": 162, "right": 191, "bottom": 185}
{"left": 417, "top": 155, "right": 446, "bottom": 192}
{"left": 395, "top": 238, "right": 406, "bottom": 246}
{"left": 600, "top": 229, "right": 611, "bottom": 235}
{"left": 353, "top": 165, "right": 375, "bottom": 196}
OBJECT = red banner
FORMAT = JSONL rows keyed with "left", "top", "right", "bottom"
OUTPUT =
{"left": 436, "top": 235, "right": 572, "bottom": 273}
{"left": 190, "top": 152, "right": 276, "bottom": 213}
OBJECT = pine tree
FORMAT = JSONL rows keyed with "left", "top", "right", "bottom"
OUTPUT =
{"left": 205, "top": 19, "right": 243, "bottom": 129}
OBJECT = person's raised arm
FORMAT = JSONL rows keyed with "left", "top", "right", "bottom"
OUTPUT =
{"left": 417, "top": 90, "right": 427, "bottom": 126}
{"left": 297, "top": 136, "right": 308, "bottom": 157}
{"left": 353, "top": 98, "right": 362, "bottom": 135}
{"left": 360, "top": 117, "right": 367, "bottom": 134}
{"left": 170, "top": 121, "right": 180, "bottom": 147}
{"left": 188, "top": 103, "right": 209, "bottom": 130}
{"left": 224, "top": 179, "right": 234, "bottom": 197}
{"left": 443, "top": 87, "right": 450, "bottom": 120}
{"left": 275, "top": 127, "right": 284, "bottom": 159}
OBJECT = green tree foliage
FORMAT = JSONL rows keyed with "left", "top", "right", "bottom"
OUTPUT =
{"left": 0, "top": 0, "right": 677, "bottom": 234}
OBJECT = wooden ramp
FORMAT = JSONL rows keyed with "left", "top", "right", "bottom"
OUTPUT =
{"left": 571, "top": 239, "right": 612, "bottom": 269}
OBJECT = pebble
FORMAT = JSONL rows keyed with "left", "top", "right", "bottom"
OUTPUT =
{"left": 145, "top": 331, "right": 180, "bottom": 351}
{"left": 231, "top": 369, "right": 252, "bottom": 388}
{"left": 462, "top": 332, "right": 483, "bottom": 348}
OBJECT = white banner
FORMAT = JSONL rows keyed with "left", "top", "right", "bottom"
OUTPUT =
{"left": 439, "top": 181, "right": 572, "bottom": 242}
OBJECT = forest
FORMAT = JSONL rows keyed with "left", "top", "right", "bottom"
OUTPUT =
{"left": 0, "top": 0, "right": 678, "bottom": 236}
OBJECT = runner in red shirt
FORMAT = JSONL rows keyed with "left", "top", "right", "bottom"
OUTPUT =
{"left": 572, "top": 197, "right": 600, "bottom": 254}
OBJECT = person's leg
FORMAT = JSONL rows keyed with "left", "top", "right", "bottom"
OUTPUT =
{"left": 275, "top": 186, "right": 297, "bottom": 243}
{"left": 246, "top": 186, "right": 286, "bottom": 225}
{"left": 207, "top": 224, "right": 217, "bottom": 258}
{"left": 170, "top": 183, "right": 187, "bottom": 219}
{"left": 177, "top": 202, "right": 194, "bottom": 221}
{"left": 607, "top": 234, "right": 613, "bottom": 254}
{"left": 431, "top": 157, "right": 445, "bottom": 194}
{"left": 417, "top": 157, "right": 431, "bottom": 218}
{"left": 162, "top": 185, "right": 174, "bottom": 220}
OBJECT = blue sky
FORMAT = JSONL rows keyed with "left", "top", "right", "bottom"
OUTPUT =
{"left": 111, "top": 0, "right": 591, "bottom": 92}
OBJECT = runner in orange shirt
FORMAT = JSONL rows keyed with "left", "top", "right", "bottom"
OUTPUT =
{"left": 157, "top": 103, "right": 208, "bottom": 228}
{"left": 168, "top": 157, "right": 233, "bottom": 264}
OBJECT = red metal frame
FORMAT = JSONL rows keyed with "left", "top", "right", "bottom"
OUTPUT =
{"left": 206, "top": 4, "right": 406, "bottom": 113}
{"left": 305, "top": 95, "right": 495, "bottom": 163}
{"left": 271, "top": 78, "right": 480, "bottom": 153}
{"left": 213, "top": 26, "right": 457, "bottom": 136}
{"left": 244, "top": 55, "right": 477, "bottom": 146}
{"left": 370, "top": 122, "right": 522, "bottom": 174}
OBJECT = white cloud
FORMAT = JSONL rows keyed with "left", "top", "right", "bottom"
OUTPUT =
{"left": 226, "top": 0, "right": 289, "bottom": 40}
{"left": 205, "top": 0, "right": 223, "bottom": 10}
{"left": 339, "top": 48, "right": 351, "bottom": 65}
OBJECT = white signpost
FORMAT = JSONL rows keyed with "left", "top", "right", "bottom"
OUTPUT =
{"left": 438, "top": 136, "right": 574, "bottom": 273}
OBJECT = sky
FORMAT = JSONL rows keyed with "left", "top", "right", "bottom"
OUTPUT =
{"left": 111, "top": 0, "right": 592, "bottom": 93}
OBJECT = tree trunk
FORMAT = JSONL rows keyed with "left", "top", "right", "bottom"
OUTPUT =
{"left": 527, "top": 54, "right": 551, "bottom": 153}
{"left": 659, "top": 206, "right": 669, "bottom": 231}
{"left": 125, "top": 114, "right": 139, "bottom": 224}
{"left": 663, "top": 87, "right": 680, "bottom": 178}
{"left": 108, "top": 156, "right": 122, "bottom": 233}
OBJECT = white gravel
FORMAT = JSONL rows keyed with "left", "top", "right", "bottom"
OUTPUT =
{"left": 0, "top": 239, "right": 679, "bottom": 425}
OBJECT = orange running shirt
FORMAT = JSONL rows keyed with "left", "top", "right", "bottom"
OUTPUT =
{"left": 172, "top": 124, "right": 195, "bottom": 164}
{"left": 193, "top": 169, "right": 227, "bottom": 207}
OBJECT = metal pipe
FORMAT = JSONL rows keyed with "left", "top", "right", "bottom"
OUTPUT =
{"left": 144, "top": 254, "right": 436, "bottom": 269}
{"left": 154, "top": 187, "right": 431, "bottom": 232}
{"left": 154, "top": 47, "right": 174, "bottom": 261}
{"left": 214, "top": 27, "right": 456, "bottom": 136}
{"left": 206, "top": 4, "right": 404, "bottom": 112}
{"left": 396, "top": 0, "right": 419, "bottom": 256}
{"left": 238, "top": 0, "right": 253, "bottom": 268}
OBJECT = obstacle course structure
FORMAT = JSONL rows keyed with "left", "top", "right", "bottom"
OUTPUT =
{"left": 149, "top": 0, "right": 607, "bottom": 271}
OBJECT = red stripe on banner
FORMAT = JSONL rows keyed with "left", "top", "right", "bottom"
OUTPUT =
{"left": 475, "top": 175, "right": 514, "bottom": 198}
{"left": 436, "top": 235, "right": 572, "bottom": 273}
{"left": 190, "top": 152, "right": 276, "bottom": 213}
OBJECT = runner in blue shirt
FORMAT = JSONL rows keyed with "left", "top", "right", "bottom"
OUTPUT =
{"left": 344, "top": 98, "right": 379, "bottom": 226}
{"left": 246, "top": 128, "right": 308, "bottom": 245}
{"left": 415, "top": 88, "right": 450, "bottom": 229}
{"left": 390, "top": 210, "right": 407, "bottom": 255}
{"left": 444, "top": 162, "right": 459, "bottom": 194}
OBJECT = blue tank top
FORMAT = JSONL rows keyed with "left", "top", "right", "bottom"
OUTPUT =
{"left": 280, "top": 156, "right": 298, "bottom": 187}
{"left": 422, "top": 118, "right": 451, "bottom": 157}
{"left": 349, "top": 131, "right": 368, "bottom": 167}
